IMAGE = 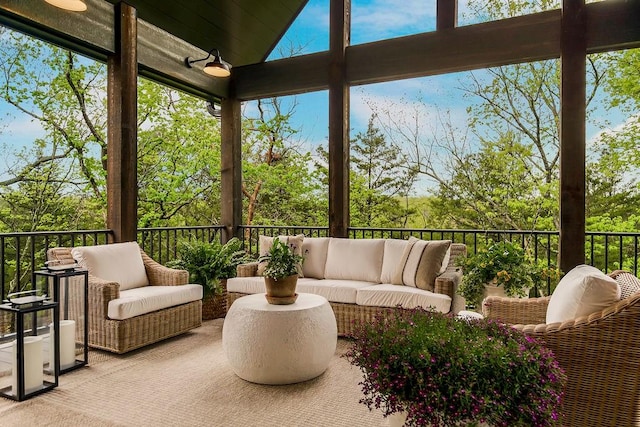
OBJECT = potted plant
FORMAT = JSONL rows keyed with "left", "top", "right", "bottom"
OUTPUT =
{"left": 345, "top": 308, "right": 566, "bottom": 427}
{"left": 456, "top": 240, "right": 561, "bottom": 309}
{"left": 258, "top": 238, "right": 304, "bottom": 305}
{"left": 169, "top": 237, "right": 247, "bottom": 319}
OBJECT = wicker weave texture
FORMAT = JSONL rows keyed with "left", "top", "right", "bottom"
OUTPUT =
{"left": 484, "top": 292, "right": 640, "bottom": 426}
{"left": 47, "top": 246, "right": 202, "bottom": 354}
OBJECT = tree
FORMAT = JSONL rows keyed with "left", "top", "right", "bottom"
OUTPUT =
{"left": 241, "top": 97, "right": 326, "bottom": 226}
{"left": 350, "top": 115, "right": 416, "bottom": 227}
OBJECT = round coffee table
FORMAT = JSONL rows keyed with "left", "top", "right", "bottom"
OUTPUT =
{"left": 222, "top": 292, "right": 337, "bottom": 385}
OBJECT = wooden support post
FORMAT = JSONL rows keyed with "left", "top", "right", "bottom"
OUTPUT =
{"left": 221, "top": 96, "right": 242, "bottom": 243}
{"left": 107, "top": 2, "right": 137, "bottom": 243}
{"left": 559, "top": 0, "right": 586, "bottom": 271}
{"left": 437, "top": 0, "right": 457, "bottom": 30}
{"left": 328, "top": 0, "right": 350, "bottom": 238}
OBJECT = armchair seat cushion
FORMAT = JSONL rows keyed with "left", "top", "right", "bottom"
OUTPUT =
{"left": 108, "top": 284, "right": 203, "bottom": 320}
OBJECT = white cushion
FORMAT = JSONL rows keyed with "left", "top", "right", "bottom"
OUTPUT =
{"left": 546, "top": 264, "right": 621, "bottom": 324}
{"left": 356, "top": 284, "right": 452, "bottom": 313}
{"left": 107, "top": 284, "right": 202, "bottom": 320}
{"left": 71, "top": 242, "right": 148, "bottom": 291}
{"left": 226, "top": 276, "right": 267, "bottom": 294}
{"left": 301, "top": 237, "right": 330, "bottom": 279}
{"left": 324, "top": 238, "right": 385, "bottom": 283}
{"left": 380, "top": 239, "right": 409, "bottom": 284}
{"left": 297, "top": 278, "right": 373, "bottom": 304}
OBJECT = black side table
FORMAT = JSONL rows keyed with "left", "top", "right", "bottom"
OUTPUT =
{"left": 33, "top": 268, "right": 89, "bottom": 373}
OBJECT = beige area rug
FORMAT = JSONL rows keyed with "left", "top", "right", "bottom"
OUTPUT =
{"left": 0, "top": 319, "right": 388, "bottom": 427}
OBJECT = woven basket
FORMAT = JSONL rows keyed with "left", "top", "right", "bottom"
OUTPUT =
{"left": 202, "top": 279, "right": 227, "bottom": 320}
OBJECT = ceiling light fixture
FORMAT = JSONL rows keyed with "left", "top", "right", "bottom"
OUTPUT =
{"left": 185, "top": 48, "right": 231, "bottom": 78}
{"left": 44, "top": 0, "right": 87, "bottom": 12}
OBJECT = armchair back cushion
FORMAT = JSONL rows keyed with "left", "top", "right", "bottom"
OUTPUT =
{"left": 546, "top": 264, "right": 620, "bottom": 324}
{"left": 71, "top": 242, "right": 149, "bottom": 291}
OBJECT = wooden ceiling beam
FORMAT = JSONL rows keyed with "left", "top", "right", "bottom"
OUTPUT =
{"left": 234, "top": 0, "right": 640, "bottom": 100}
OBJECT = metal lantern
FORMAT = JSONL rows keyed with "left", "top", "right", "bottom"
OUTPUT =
{"left": 0, "top": 291, "right": 59, "bottom": 401}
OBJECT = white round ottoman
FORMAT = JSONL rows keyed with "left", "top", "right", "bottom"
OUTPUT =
{"left": 222, "top": 293, "right": 337, "bottom": 385}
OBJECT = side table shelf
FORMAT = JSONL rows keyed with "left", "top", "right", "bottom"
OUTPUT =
{"left": 33, "top": 268, "right": 89, "bottom": 374}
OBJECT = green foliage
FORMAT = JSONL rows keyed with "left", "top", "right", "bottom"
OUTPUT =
{"left": 258, "top": 238, "right": 303, "bottom": 280}
{"left": 457, "top": 241, "right": 561, "bottom": 307}
{"left": 167, "top": 238, "right": 247, "bottom": 296}
{"left": 345, "top": 308, "right": 566, "bottom": 427}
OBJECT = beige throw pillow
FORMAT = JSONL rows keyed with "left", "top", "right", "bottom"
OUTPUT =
{"left": 380, "top": 239, "right": 410, "bottom": 284}
{"left": 392, "top": 237, "right": 418, "bottom": 285}
{"left": 546, "top": 264, "right": 620, "bottom": 324}
{"left": 393, "top": 238, "right": 452, "bottom": 292}
{"left": 301, "top": 237, "right": 330, "bottom": 279}
{"left": 609, "top": 270, "right": 640, "bottom": 300}
{"left": 257, "top": 234, "right": 305, "bottom": 277}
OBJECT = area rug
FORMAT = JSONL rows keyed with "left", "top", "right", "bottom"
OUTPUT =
{"left": 0, "top": 319, "right": 387, "bottom": 427}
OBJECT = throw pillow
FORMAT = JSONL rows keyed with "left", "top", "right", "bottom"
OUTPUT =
{"left": 392, "top": 238, "right": 452, "bottom": 291}
{"left": 391, "top": 237, "right": 418, "bottom": 285}
{"left": 380, "top": 239, "right": 410, "bottom": 284}
{"left": 256, "top": 234, "right": 305, "bottom": 277}
{"left": 301, "top": 237, "right": 330, "bottom": 279}
{"left": 609, "top": 270, "right": 640, "bottom": 300}
{"left": 546, "top": 264, "right": 620, "bottom": 324}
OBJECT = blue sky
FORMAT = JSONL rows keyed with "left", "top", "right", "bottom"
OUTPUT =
{"left": 0, "top": 0, "right": 632, "bottom": 193}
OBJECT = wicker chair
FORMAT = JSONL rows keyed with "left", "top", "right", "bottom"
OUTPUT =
{"left": 47, "top": 246, "right": 202, "bottom": 354}
{"left": 483, "top": 292, "right": 640, "bottom": 426}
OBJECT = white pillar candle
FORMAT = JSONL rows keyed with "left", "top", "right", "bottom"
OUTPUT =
{"left": 49, "top": 320, "right": 76, "bottom": 370}
{"left": 12, "top": 336, "right": 44, "bottom": 395}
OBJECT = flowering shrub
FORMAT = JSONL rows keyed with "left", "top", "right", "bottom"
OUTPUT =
{"left": 345, "top": 308, "right": 566, "bottom": 427}
{"left": 456, "top": 240, "right": 562, "bottom": 307}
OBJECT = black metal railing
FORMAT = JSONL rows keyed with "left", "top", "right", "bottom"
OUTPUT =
{"left": 0, "top": 226, "right": 225, "bottom": 300}
{"left": 2, "top": 225, "right": 639, "bottom": 300}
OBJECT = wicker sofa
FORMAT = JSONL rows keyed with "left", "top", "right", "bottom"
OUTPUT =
{"left": 227, "top": 236, "right": 466, "bottom": 336}
{"left": 483, "top": 268, "right": 640, "bottom": 427}
{"left": 47, "top": 242, "right": 202, "bottom": 354}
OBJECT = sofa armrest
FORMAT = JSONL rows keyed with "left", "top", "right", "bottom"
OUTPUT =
{"left": 88, "top": 274, "right": 120, "bottom": 319}
{"left": 140, "top": 251, "right": 188, "bottom": 286}
{"left": 237, "top": 262, "right": 259, "bottom": 277}
{"left": 435, "top": 267, "right": 465, "bottom": 314}
{"left": 482, "top": 296, "right": 550, "bottom": 325}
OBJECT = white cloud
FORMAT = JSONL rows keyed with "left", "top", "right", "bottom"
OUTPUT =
{"left": 351, "top": 0, "right": 437, "bottom": 42}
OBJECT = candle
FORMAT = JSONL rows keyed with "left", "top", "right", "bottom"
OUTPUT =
{"left": 12, "top": 336, "right": 43, "bottom": 395}
{"left": 49, "top": 320, "right": 76, "bottom": 370}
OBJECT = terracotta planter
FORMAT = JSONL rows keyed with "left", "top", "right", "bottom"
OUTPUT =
{"left": 202, "top": 279, "right": 227, "bottom": 320}
{"left": 264, "top": 274, "right": 298, "bottom": 305}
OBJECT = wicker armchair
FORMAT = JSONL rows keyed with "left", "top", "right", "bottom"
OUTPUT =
{"left": 47, "top": 246, "right": 202, "bottom": 354}
{"left": 483, "top": 292, "right": 640, "bottom": 426}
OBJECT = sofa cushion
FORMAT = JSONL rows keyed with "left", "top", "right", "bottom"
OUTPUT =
{"left": 397, "top": 239, "right": 452, "bottom": 291}
{"left": 381, "top": 239, "right": 409, "bottom": 284}
{"left": 107, "top": 284, "right": 203, "bottom": 320}
{"left": 301, "top": 237, "right": 330, "bottom": 279}
{"left": 324, "top": 238, "right": 385, "bottom": 283}
{"left": 546, "top": 264, "right": 620, "bottom": 324}
{"left": 609, "top": 270, "right": 640, "bottom": 300}
{"left": 257, "top": 234, "right": 305, "bottom": 277}
{"left": 226, "top": 276, "right": 267, "bottom": 295}
{"left": 297, "top": 278, "right": 373, "bottom": 304}
{"left": 356, "top": 284, "right": 452, "bottom": 313}
{"left": 71, "top": 242, "right": 148, "bottom": 291}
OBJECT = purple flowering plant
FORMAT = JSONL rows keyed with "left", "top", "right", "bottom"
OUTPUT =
{"left": 345, "top": 308, "right": 566, "bottom": 427}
